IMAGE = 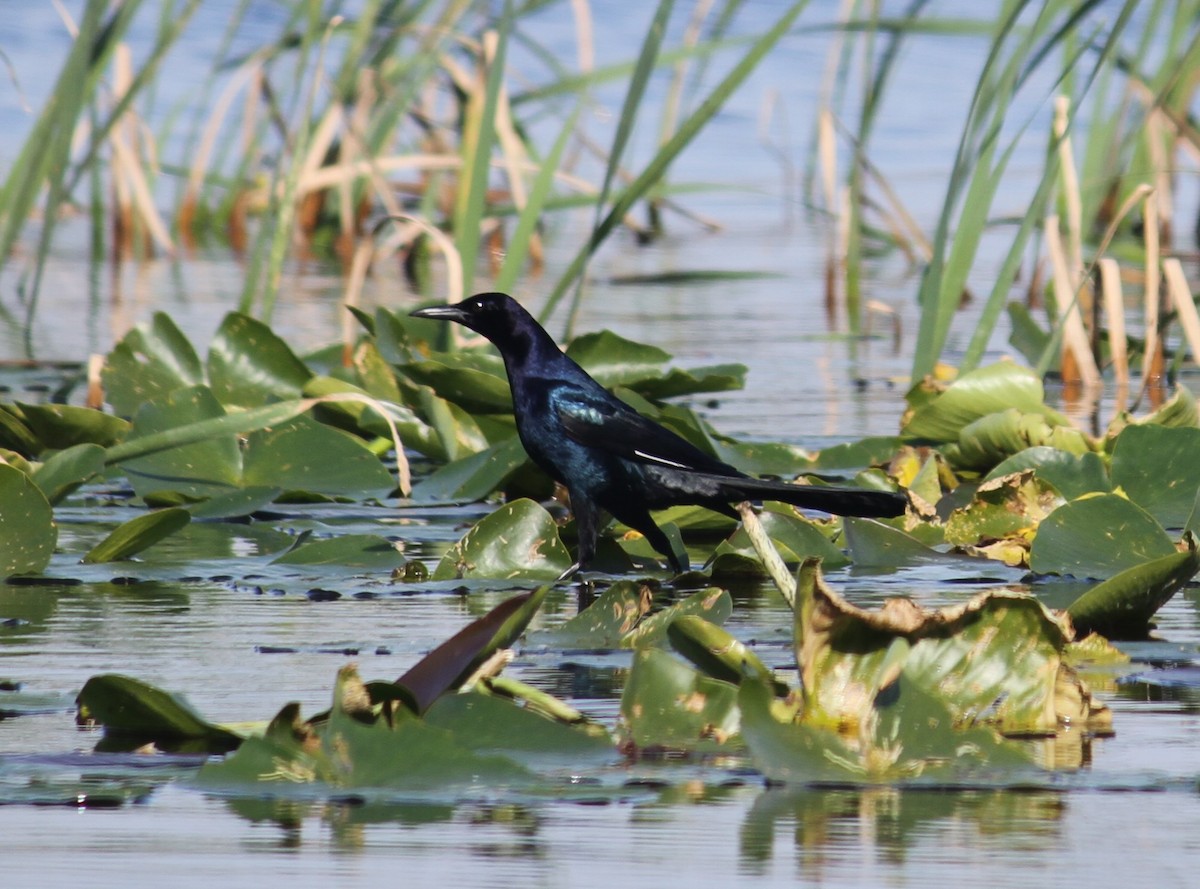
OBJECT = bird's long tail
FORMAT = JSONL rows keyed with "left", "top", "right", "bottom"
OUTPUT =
{"left": 701, "top": 474, "right": 907, "bottom": 518}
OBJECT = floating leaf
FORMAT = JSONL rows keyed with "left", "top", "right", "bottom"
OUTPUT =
{"left": 410, "top": 435, "right": 528, "bottom": 503}
{"left": 31, "top": 442, "right": 105, "bottom": 504}
{"left": 903, "top": 363, "right": 1067, "bottom": 442}
{"left": 945, "top": 408, "right": 1093, "bottom": 471}
{"left": 402, "top": 352, "right": 512, "bottom": 414}
{"left": 985, "top": 446, "right": 1111, "bottom": 500}
{"left": 713, "top": 507, "right": 849, "bottom": 571}
{"left": 532, "top": 581, "right": 652, "bottom": 649}
{"left": 564, "top": 329, "right": 671, "bottom": 386}
{"left": 1029, "top": 494, "right": 1176, "bottom": 579}
{"left": 187, "top": 486, "right": 282, "bottom": 520}
{"left": 0, "top": 464, "right": 56, "bottom": 576}
{"left": 617, "top": 648, "right": 741, "bottom": 753}
{"left": 77, "top": 674, "right": 242, "bottom": 752}
{"left": 17, "top": 403, "right": 130, "bottom": 450}
{"left": 432, "top": 499, "right": 570, "bottom": 580}
{"left": 1110, "top": 425, "right": 1200, "bottom": 529}
{"left": 425, "top": 691, "right": 613, "bottom": 763}
{"left": 272, "top": 534, "right": 405, "bottom": 569}
{"left": 102, "top": 312, "right": 205, "bottom": 417}
{"left": 793, "top": 559, "right": 1109, "bottom": 736}
{"left": 623, "top": 588, "right": 733, "bottom": 649}
{"left": 1066, "top": 542, "right": 1200, "bottom": 638}
{"left": 82, "top": 507, "right": 192, "bottom": 563}
{"left": 242, "top": 415, "right": 394, "bottom": 498}
{"left": 120, "top": 385, "right": 242, "bottom": 500}
{"left": 944, "top": 471, "right": 1064, "bottom": 560}
{"left": 207, "top": 312, "right": 312, "bottom": 408}
{"left": 738, "top": 674, "right": 1031, "bottom": 784}
{"left": 667, "top": 615, "right": 785, "bottom": 693}
{"left": 843, "top": 517, "right": 955, "bottom": 568}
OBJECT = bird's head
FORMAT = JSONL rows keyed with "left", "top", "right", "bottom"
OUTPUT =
{"left": 410, "top": 292, "right": 542, "bottom": 351}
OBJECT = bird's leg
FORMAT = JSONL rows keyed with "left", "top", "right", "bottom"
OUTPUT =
{"left": 557, "top": 490, "right": 601, "bottom": 581}
{"left": 613, "top": 505, "right": 688, "bottom": 575}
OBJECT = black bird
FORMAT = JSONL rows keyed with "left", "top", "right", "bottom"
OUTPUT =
{"left": 411, "top": 292, "right": 906, "bottom": 578}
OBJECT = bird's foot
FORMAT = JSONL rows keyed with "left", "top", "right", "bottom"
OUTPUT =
{"left": 556, "top": 561, "right": 583, "bottom": 582}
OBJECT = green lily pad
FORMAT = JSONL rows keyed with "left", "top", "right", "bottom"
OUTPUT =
{"left": 737, "top": 675, "right": 1032, "bottom": 784}
{"left": 102, "top": 312, "right": 205, "bottom": 417}
{"left": 31, "top": 442, "right": 106, "bottom": 504}
{"left": 532, "top": 580, "right": 651, "bottom": 649}
{"left": 1029, "top": 494, "right": 1177, "bottom": 579}
{"left": 842, "top": 517, "right": 950, "bottom": 568}
{"left": 120, "top": 385, "right": 242, "bottom": 500}
{"left": 1111, "top": 425, "right": 1200, "bottom": 529}
{"left": 0, "top": 464, "right": 56, "bottom": 576}
{"left": 565, "top": 329, "right": 671, "bottom": 386}
{"left": 1066, "top": 542, "right": 1200, "bottom": 638}
{"left": 77, "top": 673, "right": 243, "bottom": 752}
{"left": 945, "top": 408, "right": 1093, "bottom": 472}
{"left": 242, "top": 415, "right": 395, "bottom": 498}
{"left": 410, "top": 435, "right": 528, "bottom": 503}
{"left": 82, "top": 507, "right": 192, "bottom": 563}
{"left": 272, "top": 533, "right": 406, "bottom": 568}
{"left": 207, "top": 312, "right": 312, "bottom": 408}
{"left": 617, "top": 648, "right": 741, "bottom": 753}
{"left": 402, "top": 352, "right": 512, "bottom": 414}
{"left": 195, "top": 673, "right": 534, "bottom": 793}
{"left": 187, "top": 486, "right": 282, "bottom": 520}
{"left": 667, "top": 615, "right": 785, "bottom": 693}
{"left": 623, "top": 588, "right": 733, "bottom": 649}
{"left": 432, "top": 499, "right": 570, "bottom": 580}
{"left": 902, "top": 363, "right": 1067, "bottom": 442}
{"left": 985, "top": 446, "right": 1111, "bottom": 500}
{"left": 424, "top": 690, "right": 614, "bottom": 762}
{"left": 17, "top": 403, "right": 130, "bottom": 450}
{"left": 713, "top": 508, "right": 849, "bottom": 571}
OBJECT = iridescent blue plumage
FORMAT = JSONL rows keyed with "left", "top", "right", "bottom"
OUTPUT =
{"left": 412, "top": 292, "right": 906, "bottom": 578}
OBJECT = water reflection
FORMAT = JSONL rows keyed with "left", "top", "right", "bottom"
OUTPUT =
{"left": 739, "top": 786, "right": 1067, "bottom": 876}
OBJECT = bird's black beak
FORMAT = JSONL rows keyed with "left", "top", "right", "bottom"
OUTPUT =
{"left": 410, "top": 304, "right": 470, "bottom": 324}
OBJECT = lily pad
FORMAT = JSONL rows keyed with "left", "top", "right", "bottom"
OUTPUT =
{"left": 31, "top": 442, "right": 106, "bottom": 504}
{"left": 944, "top": 471, "right": 1064, "bottom": 560}
{"left": 617, "top": 648, "right": 741, "bottom": 753}
{"left": 272, "top": 534, "right": 406, "bottom": 569}
{"left": 792, "top": 559, "right": 1109, "bottom": 737}
{"left": 410, "top": 435, "right": 528, "bottom": 503}
{"left": 102, "top": 312, "right": 205, "bottom": 417}
{"left": 1029, "top": 494, "right": 1177, "bottom": 579}
{"left": 120, "top": 385, "right": 242, "bottom": 500}
{"left": 902, "top": 363, "right": 1067, "bottom": 442}
{"left": 0, "top": 464, "right": 57, "bottom": 576}
{"left": 207, "top": 312, "right": 312, "bottom": 408}
{"left": 1110, "top": 424, "right": 1200, "bottom": 529}
{"left": 532, "top": 580, "right": 652, "bottom": 649}
{"left": 82, "top": 507, "right": 192, "bottom": 563}
{"left": 77, "top": 673, "right": 243, "bottom": 752}
{"left": 17, "top": 402, "right": 130, "bottom": 450}
{"left": 985, "top": 446, "right": 1111, "bottom": 500}
{"left": 242, "top": 415, "right": 395, "bottom": 498}
{"left": 1066, "top": 542, "right": 1200, "bottom": 638}
{"left": 432, "top": 499, "right": 570, "bottom": 580}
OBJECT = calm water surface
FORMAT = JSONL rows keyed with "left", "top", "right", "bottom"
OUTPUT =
{"left": 1, "top": 2, "right": 1199, "bottom": 887}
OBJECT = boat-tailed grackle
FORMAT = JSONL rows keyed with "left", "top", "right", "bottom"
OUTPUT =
{"left": 411, "top": 292, "right": 906, "bottom": 578}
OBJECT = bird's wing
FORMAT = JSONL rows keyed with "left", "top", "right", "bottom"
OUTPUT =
{"left": 550, "top": 387, "right": 741, "bottom": 475}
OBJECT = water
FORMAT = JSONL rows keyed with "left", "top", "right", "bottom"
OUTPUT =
{"left": 2, "top": 2, "right": 1200, "bottom": 886}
